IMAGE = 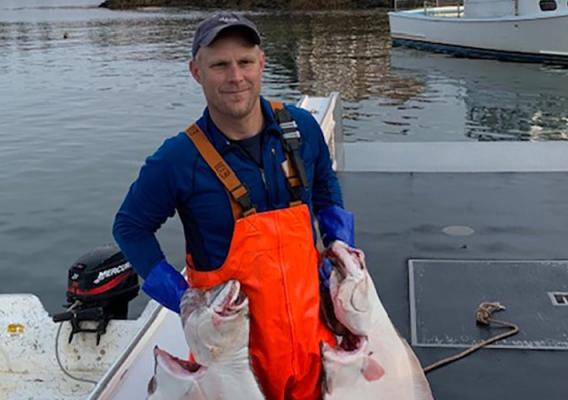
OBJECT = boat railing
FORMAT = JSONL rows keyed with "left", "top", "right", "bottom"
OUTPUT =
{"left": 394, "top": 0, "right": 465, "bottom": 17}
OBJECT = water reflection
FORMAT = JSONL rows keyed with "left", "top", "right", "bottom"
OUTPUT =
{"left": 463, "top": 84, "right": 568, "bottom": 141}
{"left": 4, "top": 4, "right": 567, "bottom": 141}
{"left": 85, "top": 17, "right": 197, "bottom": 61}
{"left": 254, "top": 10, "right": 428, "bottom": 140}
{"left": 390, "top": 48, "right": 568, "bottom": 141}
{"left": 257, "top": 9, "right": 568, "bottom": 141}
{"left": 258, "top": 11, "right": 425, "bottom": 103}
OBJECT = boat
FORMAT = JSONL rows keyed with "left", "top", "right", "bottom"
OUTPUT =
{"left": 388, "top": 0, "right": 568, "bottom": 64}
{"left": 2, "top": 91, "right": 568, "bottom": 399}
{"left": 0, "top": 93, "right": 343, "bottom": 400}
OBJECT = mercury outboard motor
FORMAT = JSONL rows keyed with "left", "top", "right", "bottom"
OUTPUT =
{"left": 52, "top": 244, "right": 139, "bottom": 344}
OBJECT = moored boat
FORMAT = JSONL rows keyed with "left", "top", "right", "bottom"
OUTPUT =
{"left": 388, "top": 0, "right": 568, "bottom": 64}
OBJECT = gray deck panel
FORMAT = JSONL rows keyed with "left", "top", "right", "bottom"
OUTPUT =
{"left": 339, "top": 171, "right": 568, "bottom": 400}
{"left": 409, "top": 259, "right": 568, "bottom": 350}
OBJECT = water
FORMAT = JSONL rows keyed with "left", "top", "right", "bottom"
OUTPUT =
{"left": 2, "top": 0, "right": 568, "bottom": 316}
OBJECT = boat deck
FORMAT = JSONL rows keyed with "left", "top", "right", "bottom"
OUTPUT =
{"left": 341, "top": 170, "right": 568, "bottom": 399}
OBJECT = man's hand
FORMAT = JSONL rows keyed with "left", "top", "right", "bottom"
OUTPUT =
{"left": 141, "top": 259, "right": 189, "bottom": 313}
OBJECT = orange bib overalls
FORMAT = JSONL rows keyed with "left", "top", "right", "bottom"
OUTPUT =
{"left": 183, "top": 103, "right": 336, "bottom": 400}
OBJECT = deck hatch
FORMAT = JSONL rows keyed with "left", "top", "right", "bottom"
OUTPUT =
{"left": 549, "top": 292, "right": 568, "bottom": 306}
{"left": 409, "top": 259, "right": 568, "bottom": 350}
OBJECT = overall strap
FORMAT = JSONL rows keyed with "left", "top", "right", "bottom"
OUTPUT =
{"left": 184, "top": 124, "right": 256, "bottom": 219}
{"left": 270, "top": 101, "right": 308, "bottom": 206}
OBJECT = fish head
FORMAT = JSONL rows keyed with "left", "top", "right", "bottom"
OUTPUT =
{"left": 180, "top": 287, "right": 208, "bottom": 323}
{"left": 147, "top": 346, "right": 207, "bottom": 400}
{"left": 321, "top": 336, "right": 385, "bottom": 395}
{"left": 182, "top": 280, "right": 250, "bottom": 365}
{"left": 326, "top": 243, "right": 376, "bottom": 336}
{"left": 326, "top": 241, "right": 366, "bottom": 281}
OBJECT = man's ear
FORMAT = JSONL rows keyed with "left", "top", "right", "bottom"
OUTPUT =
{"left": 259, "top": 50, "right": 266, "bottom": 73}
{"left": 189, "top": 59, "right": 201, "bottom": 84}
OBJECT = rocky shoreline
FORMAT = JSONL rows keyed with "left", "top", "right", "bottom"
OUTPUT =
{"left": 99, "top": 0, "right": 391, "bottom": 10}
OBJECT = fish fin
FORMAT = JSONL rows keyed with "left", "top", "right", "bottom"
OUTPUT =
{"left": 320, "top": 342, "right": 334, "bottom": 395}
{"left": 155, "top": 346, "right": 202, "bottom": 377}
{"left": 361, "top": 355, "right": 385, "bottom": 381}
{"left": 187, "top": 382, "right": 208, "bottom": 400}
{"left": 325, "top": 374, "right": 334, "bottom": 395}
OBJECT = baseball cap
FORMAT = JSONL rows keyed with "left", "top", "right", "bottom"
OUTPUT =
{"left": 191, "top": 12, "right": 261, "bottom": 58}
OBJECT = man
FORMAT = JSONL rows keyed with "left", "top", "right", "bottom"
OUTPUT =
{"left": 113, "top": 12, "right": 355, "bottom": 400}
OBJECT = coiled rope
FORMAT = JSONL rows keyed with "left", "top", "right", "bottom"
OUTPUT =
{"left": 54, "top": 301, "right": 98, "bottom": 385}
{"left": 423, "top": 302, "right": 520, "bottom": 374}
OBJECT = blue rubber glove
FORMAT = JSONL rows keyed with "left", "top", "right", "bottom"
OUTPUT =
{"left": 317, "top": 205, "right": 355, "bottom": 248}
{"left": 142, "top": 259, "right": 188, "bottom": 313}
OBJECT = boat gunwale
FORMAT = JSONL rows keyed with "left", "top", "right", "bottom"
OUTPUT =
{"left": 388, "top": 7, "right": 568, "bottom": 23}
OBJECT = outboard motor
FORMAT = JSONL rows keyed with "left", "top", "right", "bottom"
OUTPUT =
{"left": 52, "top": 244, "right": 139, "bottom": 344}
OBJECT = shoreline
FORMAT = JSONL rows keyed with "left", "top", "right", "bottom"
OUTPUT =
{"left": 98, "top": 0, "right": 391, "bottom": 10}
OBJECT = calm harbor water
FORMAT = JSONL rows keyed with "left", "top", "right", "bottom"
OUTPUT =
{"left": 2, "top": 0, "right": 568, "bottom": 316}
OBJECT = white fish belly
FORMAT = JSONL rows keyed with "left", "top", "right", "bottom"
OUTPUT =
{"left": 325, "top": 272, "right": 434, "bottom": 400}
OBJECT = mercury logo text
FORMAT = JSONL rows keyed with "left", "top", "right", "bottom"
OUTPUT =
{"left": 94, "top": 262, "right": 131, "bottom": 284}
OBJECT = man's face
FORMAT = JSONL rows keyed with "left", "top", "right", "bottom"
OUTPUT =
{"left": 190, "top": 34, "right": 265, "bottom": 121}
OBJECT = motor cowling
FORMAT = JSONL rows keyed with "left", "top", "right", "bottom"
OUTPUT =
{"left": 66, "top": 243, "right": 139, "bottom": 319}
{"left": 52, "top": 244, "right": 140, "bottom": 344}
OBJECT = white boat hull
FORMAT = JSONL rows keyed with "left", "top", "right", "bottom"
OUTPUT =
{"left": 388, "top": 8, "right": 568, "bottom": 63}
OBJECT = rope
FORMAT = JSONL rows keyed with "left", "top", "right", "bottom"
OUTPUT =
{"left": 423, "top": 302, "right": 520, "bottom": 374}
{"left": 54, "top": 301, "right": 98, "bottom": 385}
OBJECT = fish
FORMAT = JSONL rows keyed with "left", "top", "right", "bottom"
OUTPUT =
{"left": 322, "top": 241, "right": 434, "bottom": 400}
{"left": 327, "top": 242, "right": 377, "bottom": 336}
{"left": 147, "top": 280, "right": 265, "bottom": 400}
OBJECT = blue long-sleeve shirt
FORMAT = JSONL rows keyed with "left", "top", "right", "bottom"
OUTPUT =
{"left": 113, "top": 97, "right": 344, "bottom": 278}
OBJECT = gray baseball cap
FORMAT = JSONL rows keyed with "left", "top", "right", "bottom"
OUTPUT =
{"left": 191, "top": 12, "right": 261, "bottom": 58}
